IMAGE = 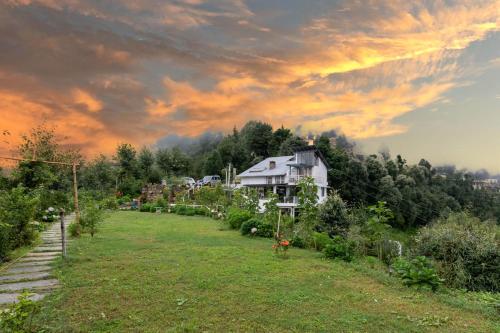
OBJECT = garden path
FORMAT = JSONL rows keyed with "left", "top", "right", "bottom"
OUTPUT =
{"left": 0, "top": 214, "right": 73, "bottom": 306}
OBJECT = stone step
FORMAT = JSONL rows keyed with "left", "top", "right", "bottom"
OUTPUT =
{"left": 2, "top": 265, "right": 52, "bottom": 275}
{"left": 0, "top": 272, "right": 51, "bottom": 282}
{"left": 33, "top": 247, "right": 62, "bottom": 253}
{"left": 14, "top": 261, "right": 54, "bottom": 268}
{"left": 18, "top": 256, "right": 58, "bottom": 262}
{"left": 0, "top": 279, "right": 59, "bottom": 292}
{"left": 0, "top": 292, "right": 46, "bottom": 305}
{"left": 25, "top": 252, "right": 61, "bottom": 258}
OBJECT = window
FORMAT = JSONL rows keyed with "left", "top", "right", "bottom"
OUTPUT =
{"left": 269, "top": 161, "right": 276, "bottom": 169}
{"left": 275, "top": 175, "right": 285, "bottom": 184}
{"left": 267, "top": 176, "right": 273, "bottom": 184}
{"left": 321, "top": 187, "right": 325, "bottom": 197}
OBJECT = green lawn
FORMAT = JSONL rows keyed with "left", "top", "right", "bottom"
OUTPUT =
{"left": 34, "top": 212, "right": 498, "bottom": 332}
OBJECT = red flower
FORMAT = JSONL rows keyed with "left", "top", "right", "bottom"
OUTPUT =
{"left": 280, "top": 240, "right": 290, "bottom": 246}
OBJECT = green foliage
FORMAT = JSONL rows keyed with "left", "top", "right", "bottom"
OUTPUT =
{"left": 80, "top": 200, "right": 106, "bottom": 237}
{"left": 263, "top": 192, "right": 279, "bottom": 228}
{"left": 232, "top": 188, "right": 259, "bottom": 215}
{"left": 290, "top": 236, "right": 305, "bottom": 248}
{"left": 195, "top": 185, "right": 227, "bottom": 212}
{"left": 296, "top": 176, "right": 319, "bottom": 242}
{"left": 393, "top": 256, "right": 443, "bottom": 291}
{"left": 362, "top": 201, "right": 393, "bottom": 258}
{"left": 140, "top": 203, "right": 154, "bottom": 212}
{"left": 226, "top": 208, "right": 253, "bottom": 230}
{"left": 0, "top": 186, "right": 38, "bottom": 261}
{"left": 413, "top": 212, "right": 499, "bottom": 292}
{"left": 318, "top": 192, "right": 351, "bottom": 236}
{"left": 0, "top": 292, "right": 41, "bottom": 333}
{"left": 323, "top": 236, "right": 356, "bottom": 262}
{"left": 240, "top": 217, "right": 273, "bottom": 238}
{"left": 68, "top": 222, "right": 80, "bottom": 238}
{"left": 100, "top": 197, "right": 119, "bottom": 210}
{"left": 312, "top": 232, "right": 333, "bottom": 251}
{"left": 175, "top": 205, "right": 196, "bottom": 216}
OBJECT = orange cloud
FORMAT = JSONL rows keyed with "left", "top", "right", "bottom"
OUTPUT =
{"left": 72, "top": 89, "right": 102, "bottom": 113}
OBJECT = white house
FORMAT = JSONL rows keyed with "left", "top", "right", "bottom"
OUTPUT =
{"left": 238, "top": 146, "right": 329, "bottom": 215}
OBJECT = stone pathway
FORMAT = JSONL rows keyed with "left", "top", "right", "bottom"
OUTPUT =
{"left": 0, "top": 214, "right": 73, "bottom": 306}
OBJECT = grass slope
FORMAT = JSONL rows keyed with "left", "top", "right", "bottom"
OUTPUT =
{"left": 34, "top": 212, "right": 498, "bottom": 332}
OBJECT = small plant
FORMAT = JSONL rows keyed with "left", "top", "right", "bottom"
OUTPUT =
{"left": 272, "top": 237, "right": 290, "bottom": 258}
{"left": 312, "top": 232, "right": 333, "bottom": 251}
{"left": 226, "top": 208, "right": 253, "bottom": 230}
{"left": 68, "top": 222, "right": 80, "bottom": 238}
{"left": 393, "top": 256, "right": 443, "bottom": 291}
{"left": 290, "top": 235, "right": 305, "bottom": 248}
{"left": 323, "top": 236, "right": 356, "bottom": 262}
{"left": 240, "top": 218, "right": 273, "bottom": 238}
{"left": 41, "top": 207, "right": 58, "bottom": 222}
{"left": 80, "top": 202, "right": 106, "bottom": 237}
{"left": 0, "top": 292, "right": 41, "bottom": 332}
{"left": 139, "top": 203, "right": 153, "bottom": 212}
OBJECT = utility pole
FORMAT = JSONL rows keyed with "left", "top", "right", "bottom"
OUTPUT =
{"left": 72, "top": 162, "right": 80, "bottom": 225}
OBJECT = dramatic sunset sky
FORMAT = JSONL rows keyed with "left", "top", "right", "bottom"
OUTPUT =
{"left": 0, "top": 1, "right": 499, "bottom": 170}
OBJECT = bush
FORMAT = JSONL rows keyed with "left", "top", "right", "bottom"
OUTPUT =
{"left": 117, "top": 195, "right": 131, "bottom": 205}
{"left": 324, "top": 236, "right": 356, "bottom": 262}
{"left": 0, "top": 292, "right": 41, "bottom": 332}
{"left": 194, "top": 207, "right": 209, "bottom": 216}
{"left": 101, "top": 197, "right": 118, "bottom": 210}
{"left": 80, "top": 202, "right": 106, "bottom": 237}
{"left": 393, "top": 256, "right": 443, "bottom": 291}
{"left": 154, "top": 198, "right": 168, "bottom": 208}
{"left": 312, "top": 232, "right": 333, "bottom": 251}
{"left": 0, "top": 186, "right": 38, "bottom": 261}
{"left": 68, "top": 223, "right": 80, "bottom": 238}
{"left": 240, "top": 218, "right": 273, "bottom": 238}
{"left": 226, "top": 208, "right": 253, "bottom": 230}
{"left": 413, "top": 212, "right": 499, "bottom": 292}
{"left": 175, "top": 205, "right": 196, "bottom": 216}
{"left": 318, "top": 192, "right": 351, "bottom": 236}
{"left": 290, "top": 235, "right": 305, "bottom": 248}
{"left": 139, "top": 203, "right": 153, "bottom": 212}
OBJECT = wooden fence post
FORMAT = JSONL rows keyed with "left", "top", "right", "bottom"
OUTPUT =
{"left": 59, "top": 208, "right": 67, "bottom": 258}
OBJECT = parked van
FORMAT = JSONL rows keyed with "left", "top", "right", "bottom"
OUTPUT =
{"left": 202, "top": 175, "right": 221, "bottom": 186}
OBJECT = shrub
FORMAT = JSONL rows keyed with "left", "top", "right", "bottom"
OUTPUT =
{"left": 324, "top": 236, "right": 356, "bottom": 262}
{"left": 68, "top": 223, "right": 80, "bottom": 238}
{"left": 312, "top": 232, "right": 333, "bottom": 251}
{"left": 139, "top": 203, "right": 153, "bottom": 212}
{"left": 154, "top": 198, "right": 168, "bottom": 208}
{"left": 290, "top": 235, "right": 305, "bottom": 248}
{"left": 226, "top": 208, "right": 253, "bottom": 230}
{"left": 101, "top": 197, "right": 118, "bottom": 210}
{"left": 318, "top": 192, "right": 351, "bottom": 237}
{"left": 393, "top": 256, "right": 443, "bottom": 291}
{"left": 80, "top": 202, "right": 106, "bottom": 237}
{"left": 0, "top": 186, "right": 38, "bottom": 261}
{"left": 175, "top": 205, "right": 196, "bottom": 216}
{"left": 194, "top": 207, "right": 209, "bottom": 216}
{"left": 0, "top": 292, "right": 41, "bottom": 332}
{"left": 117, "top": 195, "right": 131, "bottom": 205}
{"left": 240, "top": 218, "right": 273, "bottom": 238}
{"left": 413, "top": 212, "right": 499, "bottom": 292}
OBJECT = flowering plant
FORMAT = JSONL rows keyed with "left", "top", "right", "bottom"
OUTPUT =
{"left": 273, "top": 233, "right": 290, "bottom": 257}
{"left": 41, "top": 207, "right": 58, "bottom": 222}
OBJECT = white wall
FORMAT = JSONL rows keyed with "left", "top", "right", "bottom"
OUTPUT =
{"left": 240, "top": 176, "right": 268, "bottom": 185}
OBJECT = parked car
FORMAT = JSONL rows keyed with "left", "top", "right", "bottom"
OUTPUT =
{"left": 195, "top": 179, "right": 204, "bottom": 188}
{"left": 183, "top": 177, "right": 196, "bottom": 187}
{"left": 202, "top": 175, "right": 221, "bottom": 186}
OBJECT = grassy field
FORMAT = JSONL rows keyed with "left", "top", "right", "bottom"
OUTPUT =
{"left": 33, "top": 211, "right": 499, "bottom": 332}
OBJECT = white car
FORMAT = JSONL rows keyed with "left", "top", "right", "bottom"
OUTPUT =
{"left": 183, "top": 177, "right": 196, "bottom": 187}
